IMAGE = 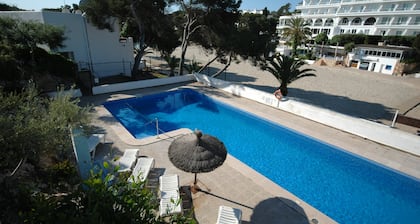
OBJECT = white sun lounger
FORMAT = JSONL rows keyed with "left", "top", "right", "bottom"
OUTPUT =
{"left": 129, "top": 157, "right": 155, "bottom": 183}
{"left": 159, "top": 189, "right": 182, "bottom": 216}
{"left": 118, "top": 149, "right": 139, "bottom": 172}
{"left": 216, "top": 206, "right": 242, "bottom": 224}
{"left": 159, "top": 174, "right": 182, "bottom": 216}
{"left": 87, "top": 133, "right": 105, "bottom": 159}
{"left": 159, "top": 174, "right": 179, "bottom": 192}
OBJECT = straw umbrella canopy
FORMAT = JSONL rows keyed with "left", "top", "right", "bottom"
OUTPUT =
{"left": 168, "top": 130, "right": 227, "bottom": 190}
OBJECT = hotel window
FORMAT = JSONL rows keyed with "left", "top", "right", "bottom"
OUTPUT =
{"left": 414, "top": 17, "right": 420, "bottom": 25}
{"left": 339, "top": 6, "right": 351, "bottom": 13}
{"left": 340, "top": 29, "right": 345, "bottom": 34}
{"left": 328, "top": 8, "right": 337, "bottom": 14}
{"left": 339, "top": 18, "right": 349, "bottom": 25}
{"left": 321, "top": 29, "right": 330, "bottom": 35}
{"left": 381, "top": 4, "right": 396, "bottom": 11}
{"left": 396, "top": 3, "right": 412, "bottom": 11}
{"left": 395, "top": 17, "right": 408, "bottom": 25}
{"left": 314, "top": 19, "right": 323, "bottom": 26}
{"left": 351, "top": 29, "right": 357, "bottom": 34}
{"left": 324, "top": 19, "right": 334, "bottom": 26}
{"left": 396, "top": 53, "right": 401, "bottom": 58}
{"left": 379, "top": 17, "right": 391, "bottom": 25}
{"left": 364, "top": 17, "right": 376, "bottom": 26}
{"left": 306, "top": 19, "right": 313, "bottom": 26}
{"left": 396, "top": 30, "right": 403, "bottom": 36}
{"left": 351, "top": 18, "right": 362, "bottom": 25}
{"left": 364, "top": 5, "right": 378, "bottom": 12}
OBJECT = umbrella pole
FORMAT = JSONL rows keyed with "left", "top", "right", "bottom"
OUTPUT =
{"left": 194, "top": 173, "right": 197, "bottom": 185}
{"left": 191, "top": 173, "right": 201, "bottom": 194}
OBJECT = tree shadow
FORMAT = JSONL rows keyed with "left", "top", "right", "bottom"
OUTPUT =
{"left": 242, "top": 83, "right": 394, "bottom": 122}
{"left": 287, "top": 88, "right": 394, "bottom": 121}
{"left": 248, "top": 197, "right": 311, "bottom": 224}
{"left": 199, "top": 67, "right": 257, "bottom": 83}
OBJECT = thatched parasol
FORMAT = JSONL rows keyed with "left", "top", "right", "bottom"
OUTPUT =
{"left": 168, "top": 130, "right": 227, "bottom": 192}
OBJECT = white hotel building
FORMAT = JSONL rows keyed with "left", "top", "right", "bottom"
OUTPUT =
{"left": 277, "top": 0, "right": 420, "bottom": 39}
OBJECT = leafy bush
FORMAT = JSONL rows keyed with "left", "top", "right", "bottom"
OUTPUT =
{"left": 330, "top": 34, "right": 366, "bottom": 46}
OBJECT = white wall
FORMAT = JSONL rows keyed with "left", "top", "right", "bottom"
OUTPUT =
{"left": 42, "top": 12, "right": 91, "bottom": 69}
{"left": 0, "top": 11, "right": 44, "bottom": 22}
{"left": 85, "top": 20, "right": 134, "bottom": 78}
{"left": 92, "top": 74, "right": 195, "bottom": 95}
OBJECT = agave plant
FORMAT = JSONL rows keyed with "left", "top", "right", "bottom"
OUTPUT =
{"left": 184, "top": 59, "right": 202, "bottom": 74}
{"left": 163, "top": 55, "right": 180, "bottom": 76}
{"left": 264, "top": 54, "right": 316, "bottom": 96}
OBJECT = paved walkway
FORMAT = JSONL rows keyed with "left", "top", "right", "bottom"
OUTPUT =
{"left": 86, "top": 82, "right": 420, "bottom": 224}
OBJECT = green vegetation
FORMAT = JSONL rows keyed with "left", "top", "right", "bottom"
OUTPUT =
{"left": 0, "top": 85, "right": 196, "bottom": 223}
{"left": 329, "top": 34, "right": 416, "bottom": 47}
{"left": 80, "top": 0, "right": 278, "bottom": 77}
{"left": 280, "top": 17, "right": 312, "bottom": 57}
{"left": 314, "top": 33, "right": 328, "bottom": 45}
{"left": 0, "top": 17, "right": 76, "bottom": 92}
{"left": 263, "top": 54, "right": 316, "bottom": 96}
{"left": 0, "top": 85, "right": 90, "bottom": 222}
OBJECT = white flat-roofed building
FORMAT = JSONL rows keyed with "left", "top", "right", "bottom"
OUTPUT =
{"left": 277, "top": 0, "right": 420, "bottom": 39}
{"left": 347, "top": 44, "right": 413, "bottom": 75}
{"left": 0, "top": 10, "right": 134, "bottom": 78}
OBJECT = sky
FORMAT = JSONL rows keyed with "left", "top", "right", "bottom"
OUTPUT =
{"left": 1, "top": 0, "right": 299, "bottom": 12}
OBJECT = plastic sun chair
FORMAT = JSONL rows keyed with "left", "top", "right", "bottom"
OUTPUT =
{"left": 159, "top": 174, "right": 179, "bottom": 192}
{"left": 216, "top": 206, "right": 242, "bottom": 224}
{"left": 118, "top": 149, "right": 139, "bottom": 172}
{"left": 159, "top": 189, "right": 182, "bottom": 216}
{"left": 159, "top": 174, "right": 182, "bottom": 216}
{"left": 129, "top": 157, "right": 155, "bottom": 183}
{"left": 87, "top": 133, "right": 105, "bottom": 159}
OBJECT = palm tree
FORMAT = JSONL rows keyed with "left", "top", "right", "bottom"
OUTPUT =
{"left": 281, "top": 17, "right": 311, "bottom": 57}
{"left": 264, "top": 54, "right": 316, "bottom": 96}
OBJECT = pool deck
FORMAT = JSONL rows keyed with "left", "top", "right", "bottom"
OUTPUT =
{"left": 86, "top": 82, "right": 420, "bottom": 224}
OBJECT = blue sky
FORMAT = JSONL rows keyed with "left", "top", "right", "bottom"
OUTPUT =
{"left": 1, "top": 0, "right": 299, "bottom": 12}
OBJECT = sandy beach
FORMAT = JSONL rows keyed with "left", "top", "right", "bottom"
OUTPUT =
{"left": 146, "top": 45, "right": 420, "bottom": 133}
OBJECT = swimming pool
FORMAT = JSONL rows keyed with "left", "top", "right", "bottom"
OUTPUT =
{"left": 104, "top": 88, "right": 420, "bottom": 223}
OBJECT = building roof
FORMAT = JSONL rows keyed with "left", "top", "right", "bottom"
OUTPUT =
{"left": 356, "top": 44, "right": 413, "bottom": 51}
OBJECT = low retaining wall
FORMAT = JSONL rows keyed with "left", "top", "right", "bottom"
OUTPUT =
{"left": 46, "top": 89, "right": 83, "bottom": 98}
{"left": 194, "top": 73, "right": 420, "bottom": 156}
{"left": 92, "top": 74, "right": 195, "bottom": 95}
{"left": 47, "top": 75, "right": 195, "bottom": 98}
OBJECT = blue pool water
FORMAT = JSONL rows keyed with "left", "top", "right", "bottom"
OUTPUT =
{"left": 104, "top": 89, "right": 420, "bottom": 224}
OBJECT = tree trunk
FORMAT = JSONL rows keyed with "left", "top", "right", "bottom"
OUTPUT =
{"left": 197, "top": 55, "right": 219, "bottom": 73}
{"left": 178, "top": 34, "right": 188, "bottom": 76}
{"left": 130, "top": 1, "right": 146, "bottom": 77}
{"left": 211, "top": 53, "right": 232, "bottom": 78}
{"left": 177, "top": 2, "right": 202, "bottom": 76}
{"left": 280, "top": 83, "right": 288, "bottom": 96}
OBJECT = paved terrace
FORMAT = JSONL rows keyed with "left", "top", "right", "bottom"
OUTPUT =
{"left": 82, "top": 82, "right": 420, "bottom": 224}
